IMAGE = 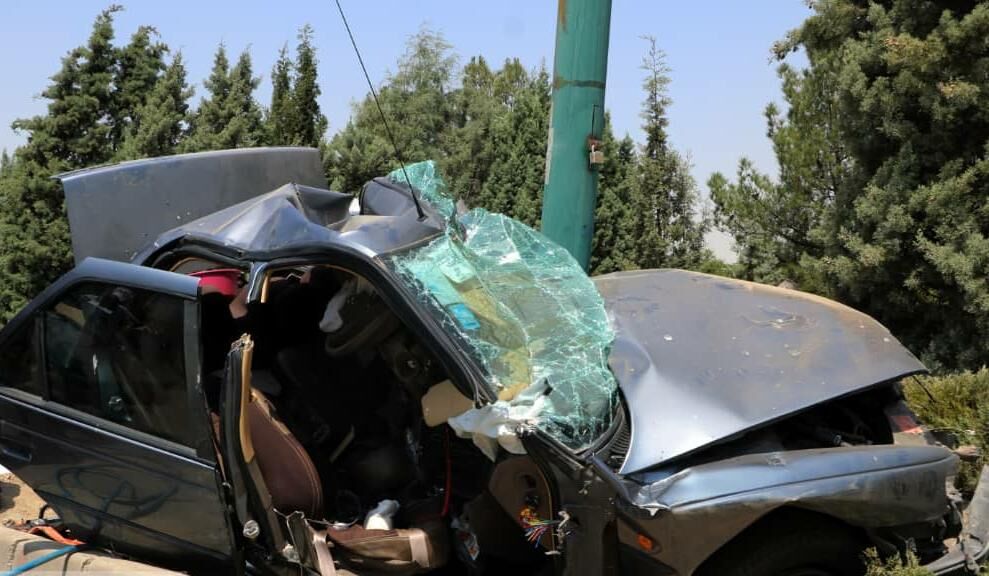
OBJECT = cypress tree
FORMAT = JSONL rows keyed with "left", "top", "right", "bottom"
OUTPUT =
{"left": 325, "top": 28, "right": 456, "bottom": 191}
{"left": 183, "top": 43, "right": 232, "bottom": 151}
{"left": 118, "top": 53, "right": 193, "bottom": 160}
{"left": 222, "top": 50, "right": 266, "bottom": 147}
{"left": 0, "top": 6, "right": 126, "bottom": 322}
{"left": 469, "top": 60, "right": 548, "bottom": 220}
{"left": 290, "top": 24, "right": 327, "bottom": 147}
{"left": 268, "top": 45, "right": 294, "bottom": 145}
{"left": 0, "top": 150, "right": 11, "bottom": 177}
{"left": 444, "top": 55, "right": 498, "bottom": 205}
{"left": 184, "top": 46, "right": 264, "bottom": 151}
{"left": 634, "top": 37, "right": 707, "bottom": 269}
{"left": 14, "top": 5, "right": 120, "bottom": 168}
{"left": 591, "top": 118, "right": 638, "bottom": 275}
{"left": 111, "top": 25, "right": 167, "bottom": 151}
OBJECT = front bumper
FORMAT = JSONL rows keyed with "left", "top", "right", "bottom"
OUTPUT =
{"left": 924, "top": 465, "right": 989, "bottom": 574}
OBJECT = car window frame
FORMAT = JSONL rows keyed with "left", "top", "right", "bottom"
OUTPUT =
{"left": 0, "top": 259, "right": 213, "bottom": 462}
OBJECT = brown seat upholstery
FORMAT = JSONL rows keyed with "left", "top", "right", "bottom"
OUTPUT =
{"left": 248, "top": 391, "right": 324, "bottom": 519}
{"left": 327, "top": 521, "right": 449, "bottom": 574}
{"left": 246, "top": 391, "right": 448, "bottom": 573}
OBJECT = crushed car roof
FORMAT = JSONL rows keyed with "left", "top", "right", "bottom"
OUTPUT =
{"left": 58, "top": 147, "right": 446, "bottom": 263}
{"left": 137, "top": 178, "right": 446, "bottom": 262}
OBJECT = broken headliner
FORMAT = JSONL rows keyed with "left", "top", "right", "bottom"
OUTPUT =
{"left": 135, "top": 177, "right": 447, "bottom": 263}
{"left": 596, "top": 270, "right": 927, "bottom": 474}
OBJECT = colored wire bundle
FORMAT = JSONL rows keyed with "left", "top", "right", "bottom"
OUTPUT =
{"left": 520, "top": 508, "right": 560, "bottom": 548}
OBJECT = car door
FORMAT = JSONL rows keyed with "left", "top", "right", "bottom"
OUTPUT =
{"left": 0, "top": 258, "right": 236, "bottom": 570}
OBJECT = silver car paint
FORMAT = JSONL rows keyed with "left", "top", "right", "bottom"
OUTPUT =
{"left": 595, "top": 270, "right": 927, "bottom": 474}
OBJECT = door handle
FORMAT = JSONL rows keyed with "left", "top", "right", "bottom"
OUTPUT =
{"left": 0, "top": 440, "right": 32, "bottom": 463}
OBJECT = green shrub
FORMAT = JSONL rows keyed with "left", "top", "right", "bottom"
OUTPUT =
{"left": 904, "top": 369, "right": 989, "bottom": 493}
{"left": 863, "top": 548, "right": 931, "bottom": 576}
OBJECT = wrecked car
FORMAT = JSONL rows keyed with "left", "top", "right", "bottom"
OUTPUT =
{"left": 0, "top": 147, "right": 985, "bottom": 576}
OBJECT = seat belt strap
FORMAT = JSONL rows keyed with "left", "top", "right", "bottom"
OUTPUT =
{"left": 311, "top": 527, "right": 337, "bottom": 576}
{"left": 408, "top": 529, "right": 430, "bottom": 567}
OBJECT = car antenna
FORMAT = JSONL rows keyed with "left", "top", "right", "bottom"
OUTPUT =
{"left": 333, "top": 0, "right": 428, "bottom": 221}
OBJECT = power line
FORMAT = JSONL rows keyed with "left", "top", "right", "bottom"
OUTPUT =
{"left": 333, "top": 0, "right": 426, "bottom": 221}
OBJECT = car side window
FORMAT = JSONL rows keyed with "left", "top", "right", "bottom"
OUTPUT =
{"left": 43, "top": 282, "right": 194, "bottom": 447}
{"left": 0, "top": 319, "right": 42, "bottom": 397}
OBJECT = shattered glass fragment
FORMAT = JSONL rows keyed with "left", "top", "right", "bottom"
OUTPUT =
{"left": 385, "top": 161, "right": 618, "bottom": 451}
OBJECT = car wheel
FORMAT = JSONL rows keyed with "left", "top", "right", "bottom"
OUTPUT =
{"left": 695, "top": 510, "right": 867, "bottom": 576}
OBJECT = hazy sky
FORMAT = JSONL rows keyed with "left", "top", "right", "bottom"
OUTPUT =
{"left": 0, "top": 1, "right": 813, "bottom": 259}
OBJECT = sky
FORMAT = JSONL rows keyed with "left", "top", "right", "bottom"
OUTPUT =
{"left": 0, "top": 1, "right": 813, "bottom": 260}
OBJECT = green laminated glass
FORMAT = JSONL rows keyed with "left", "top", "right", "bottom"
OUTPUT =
{"left": 386, "top": 161, "right": 618, "bottom": 450}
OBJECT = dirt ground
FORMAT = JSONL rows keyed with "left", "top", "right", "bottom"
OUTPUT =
{"left": 0, "top": 473, "right": 46, "bottom": 525}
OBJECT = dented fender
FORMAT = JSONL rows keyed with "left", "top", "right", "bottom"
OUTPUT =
{"left": 619, "top": 445, "right": 957, "bottom": 575}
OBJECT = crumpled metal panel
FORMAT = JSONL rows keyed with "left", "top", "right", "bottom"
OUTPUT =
{"left": 595, "top": 270, "right": 927, "bottom": 474}
{"left": 59, "top": 148, "right": 328, "bottom": 263}
{"left": 141, "top": 179, "right": 445, "bottom": 260}
{"left": 623, "top": 445, "right": 956, "bottom": 575}
{"left": 387, "top": 161, "right": 618, "bottom": 452}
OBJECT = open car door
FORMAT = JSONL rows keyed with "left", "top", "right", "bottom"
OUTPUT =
{"left": 220, "top": 334, "right": 337, "bottom": 575}
{"left": 0, "top": 258, "right": 236, "bottom": 571}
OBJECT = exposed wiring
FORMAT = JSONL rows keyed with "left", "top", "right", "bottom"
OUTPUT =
{"left": 520, "top": 507, "right": 560, "bottom": 549}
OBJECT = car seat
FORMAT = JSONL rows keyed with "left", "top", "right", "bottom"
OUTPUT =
{"left": 246, "top": 391, "right": 448, "bottom": 574}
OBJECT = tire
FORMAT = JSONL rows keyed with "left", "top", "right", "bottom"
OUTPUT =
{"left": 695, "top": 510, "right": 868, "bottom": 576}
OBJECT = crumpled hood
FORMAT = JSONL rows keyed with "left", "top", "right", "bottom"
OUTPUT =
{"left": 594, "top": 270, "right": 926, "bottom": 474}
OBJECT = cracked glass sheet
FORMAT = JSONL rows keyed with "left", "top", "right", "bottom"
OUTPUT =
{"left": 386, "top": 161, "right": 618, "bottom": 451}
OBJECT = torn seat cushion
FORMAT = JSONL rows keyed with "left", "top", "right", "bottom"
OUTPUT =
{"left": 326, "top": 520, "right": 448, "bottom": 574}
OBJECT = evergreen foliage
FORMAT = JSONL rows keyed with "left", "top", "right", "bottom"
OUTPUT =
{"left": 266, "top": 25, "right": 328, "bottom": 147}
{"left": 184, "top": 45, "right": 265, "bottom": 151}
{"left": 0, "top": 6, "right": 128, "bottom": 322}
{"left": 711, "top": 0, "right": 989, "bottom": 370}
{"left": 290, "top": 25, "right": 328, "bottom": 147}
{"left": 633, "top": 37, "right": 709, "bottom": 270}
{"left": 0, "top": 14, "right": 714, "bottom": 327}
{"left": 325, "top": 29, "right": 710, "bottom": 273}
{"left": 118, "top": 53, "right": 192, "bottom": 160}
{"left": 267, "top": 45, "right": 295, "bottom": 145}
{"left": 111, "top": 25, "right": 167, "bottom": 151}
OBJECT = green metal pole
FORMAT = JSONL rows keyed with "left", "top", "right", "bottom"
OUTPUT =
{"left": 541, "top": 0, "right": 612, "bottom": 270}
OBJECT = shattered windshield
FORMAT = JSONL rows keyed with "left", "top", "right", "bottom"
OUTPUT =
{"left": 384, "top": 161, "right": 618, "bottom": 452}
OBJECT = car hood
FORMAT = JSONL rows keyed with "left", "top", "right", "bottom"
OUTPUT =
{"left": 593, "top": 270, "right": 926, "bottom": 474}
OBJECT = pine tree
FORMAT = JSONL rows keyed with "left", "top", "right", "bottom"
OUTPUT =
{"left": 633, "top": 37, "right": 707, "bottom": 269}
{"left": 709, "top": 59, "right": 848, "bottom": 287}
{"left": 325, "top": 28, "right": 457, "bottom": 191}
{"left": 222, "top": 50, "right": 266, "bottom": 147}
{"left": 290, "top": 24, "right": 327, "bottom": 147}
{"left": 111, "top": 25, "right": 167, "bottom": 151}
{"left": 444, "top": 55, "right": 498, "bottom": 205}
{"left": 267, "top": 45, "right": 294, "bottom": 145}
{"left": 591, "top": 118, "right": 638, "bottom": 274}
{"left": 480, "top": 64, "right": 550, "bottom": 226}
{"left": 182, "top": 43, "right": 232, "bottom": 151}
{"left": 184, "top": 46, "right": 264, "bottom": 151}
{"left": 0, "top": 6, "right": 126, "bottom": 322}
{"left": 0, "top": 150, "right": 11, "bottom": 177}
{"left": 713, "top": 0, "right": 989, "bottom": 369}
{"left": 14, "top": 6, "right": 120, "bottom": 168}
{"left": 118, "top": 53, "right": 193, "bottom": 160}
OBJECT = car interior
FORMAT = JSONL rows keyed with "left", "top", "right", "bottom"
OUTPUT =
{"left": 179, "top": 258, "right": 549, "bottom": 574}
